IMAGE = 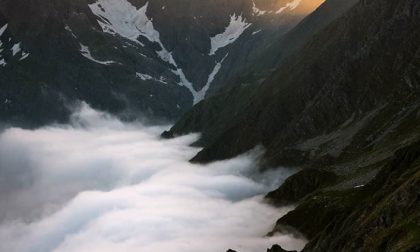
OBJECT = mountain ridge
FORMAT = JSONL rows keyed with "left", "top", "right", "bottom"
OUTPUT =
{"left": 167, "top": 0, "right": 420, "bottom": 250}
{"left": 166, "top": 0, "right": 420, "bottom": 168}
{"left": 0, "top": 0, "right": 322, "bottom": 127}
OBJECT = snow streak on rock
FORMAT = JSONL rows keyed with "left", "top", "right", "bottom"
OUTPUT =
{"left": 276, "top": 0, "right": 302, "bottom": 14}
{"left": 195, "top": 53, "right": 229, "bottom": 102}
{"left": 89, "top": 0, "right": 175, "bottom": 65}
{"left": 252, "top": 1, "right": 267, "bottom": 16}
{"left": 0, "top": 29, "right": 4, "bottom": 65}
{"left": 0, "top": 24, "right": 8, "bottom": 37}
{"left": 80, "top": 44, "right": 116, "bottom": 65}
{"left": 0, "top": 24, "right": 30, "bottom": 67}
{"left": 136, "top": 72, "right": 168, "bottom": 85}
{"left": 209, "top": 14, "right": 251, "bottom": 56}
{"left": 89, "top": 0, "right": 147, "bottom": 45}
{"left": 11, "top": 43, "right": 22, "bottom": 56}
{"left": 19, "top": 53, "right": 30, "bottom": 61}
{"left": 171, "top": 68, "right": 200, "bottom": 104}
{"left": 252, "top": 29, "right": 262, "bottom": 35}
{"left": 89, "top": 0, "right": 199, "bottom": 103}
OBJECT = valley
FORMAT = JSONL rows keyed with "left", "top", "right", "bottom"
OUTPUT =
{"left": 0, "top": 0, "right": 419, "bottom": 251}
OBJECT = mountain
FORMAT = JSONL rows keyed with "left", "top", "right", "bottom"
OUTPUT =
{"left": 2, "top": 0, "right": 419, "bottom": 250}
{"left": 0, "top": 0, "right": 324, "bottom": 126}
{"left": 214, "top": 0, "right": 359, "bottom": 92}
{"left": 167, "top": 0, "right": 420, "bottom": 250}
{"left": 167, "top": 0, "right": 420, "bottom": 167}
{"left": 269, "top": 140, "right": 420, "bottom": 251}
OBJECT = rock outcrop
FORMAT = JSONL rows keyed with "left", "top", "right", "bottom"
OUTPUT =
{"left": 267, "top": 244, "right": 297, "bottom": 252}
{"left": 265, "top": 169, "right": 338, "bottom": 206}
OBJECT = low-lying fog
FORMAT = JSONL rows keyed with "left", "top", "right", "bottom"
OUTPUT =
{"left": 0, "top": 103, "right": 306, "bottom": 252}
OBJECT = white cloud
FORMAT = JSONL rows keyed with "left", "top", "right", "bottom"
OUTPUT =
{"left": 0, "top": 103, "right": 306, "bottom": 252}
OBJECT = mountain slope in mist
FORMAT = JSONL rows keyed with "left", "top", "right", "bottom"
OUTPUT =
{"left": 168, "top": 0, "right": 420, "bottom": 167}
{"left": 167, "top": 0, "right": 420, "bottom": 250}
{"left": 0, "top": 104, "right": 305, "bottom": 252}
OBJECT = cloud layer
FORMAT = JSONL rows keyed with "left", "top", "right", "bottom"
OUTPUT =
{"left": 0, "top": 104, "right": 305, "bottom": 252}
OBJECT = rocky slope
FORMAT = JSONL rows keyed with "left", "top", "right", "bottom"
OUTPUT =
{"left": 166, "top": 0, "right": 420, "bottom": 251}
{"left": 167, "top": 0, "right": 420, "bottom": 168}
{"left": 269, "top": 140, "right": 420, "bottom": 252}
{"left": 215, "top": 0, "right": 359, "bottom": 93}
{"left": 0, "top": 0, "right": 323, "bottom": 126}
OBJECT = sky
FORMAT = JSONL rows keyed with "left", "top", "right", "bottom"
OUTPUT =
{"left": 0, "top": 103, "right": 306, "bottom": 252}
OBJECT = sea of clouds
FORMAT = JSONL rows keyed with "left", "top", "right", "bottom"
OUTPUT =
{"left": 0, "top": 103, "right": 306, "bottom": 252}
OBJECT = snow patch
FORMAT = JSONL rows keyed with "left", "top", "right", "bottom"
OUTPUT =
{"left": 252, "top": 29, "right": 262, "bottom": 35}
{"left": 195, "top": 53, "right": 229, "bottom": 102}
{"left": 89, "top": 0, "right": 198, "bottom": 100}
{"left": 171, "top": 68, "right": 201, "bottom": 104}
{"left": 0, "top": 24, "right": 8, "bottom": 37}
{"left": 0, "top": 25, "right": 30, "bottom": 66}
{"left": 404, "top": 75, "right": 414, "bottom": 88}
{"left": 136, "top": 72, "right": 153, "bottom": 81}
{"left": 209, "top": 14, "right": 251, "bottom": 55}
{"left": 89, "top": 0, "right": 173, "bottom": 64}
{"left": 0, "top": 24, "right": 6, "bottom": 66}
{"left": 19, "top": 52, "right": 30, "bottom": 61}
{"left": 11, "top": 43, "right": 29, "bottom": 61}
{"left": 354, "top": 184, "right": 365, "bottom": 188}
{"left": 11, "top": 42, "right": 22, "bottom": 56}
{"left": 158, "top": 76, "right": 167, "bottom": 84}
{"left": 136, "top": 72, "right": 167, "bottom": 84}
{"left": 276, "top": 0, "right": 302, "bottom": 14}
{"left": 80, "top": 43, "right": 116, "bottom": 65}
{"left": 89, "top": 0, "right": 146, "bottom": 46}
{"left": 65, "top": 25, "right": 77, "bottom": 39}
{"left": 252, "top": 1, "right": 268, "bottom": 16}
{"left": 68, "top": 25, "right": 119, "bottom": 66}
